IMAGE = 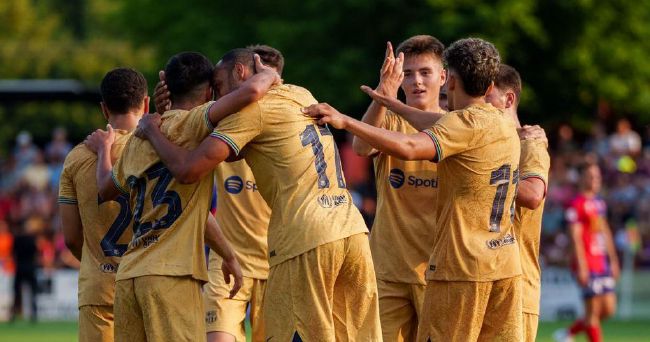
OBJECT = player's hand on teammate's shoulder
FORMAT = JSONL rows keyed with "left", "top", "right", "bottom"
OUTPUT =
{"left": 518, "top": 124, "right": 548, "bottom": 144}
{"left": 153, "top": 70, "right": 171, "bottom": 114}
{"left": 376, "top": 41, "right": 404, "bottom": 98}
{"left": 253, "top": 54, "right": 283, "bottom": 86}
{"left": 301, "top": 103, "right": 348, "bottom": 129}
{"left": 221, "top": 257, "right": 243, "bottom": 299}
{"left": 84, "top": 124, "right": 115, "bottom": 154}
{"left": 134, "top": 113, "right": 163, "bottom": 140}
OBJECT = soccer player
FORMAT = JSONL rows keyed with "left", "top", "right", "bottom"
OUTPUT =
{"left": 153, "top": 45, "right": 284, "bottom": 342}
{"left": 85, "top": 52, "right": 279, "bottom": 342}
{"left": 59, "top": 68, "right": 147, "bottom": 342}
{"left": 136, "top": 48, "right": 381, "bottom": 341}
{"left": 485, "top": 64, "right": 550, "bottom": 342}
{"left": 303, "top": 37, "right": 524, "bottom": 341}
{"left": 554, "top": 163, "right": 618, "bottom": 342}
{"left": 352, "top": 36, "right": 445, "bottom": 341}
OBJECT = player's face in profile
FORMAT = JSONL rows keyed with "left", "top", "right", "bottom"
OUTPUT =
{"left": 485, "top": 86, "right": 507, "bottom": 110}
{"left": 583, "top": 165, "right": 602, "bottom": 193}
{"left": 401, "top": 54, "right": 445, "bottom": 110}
{"left": 213, "top": 64, "right": 236, "bottom": 99}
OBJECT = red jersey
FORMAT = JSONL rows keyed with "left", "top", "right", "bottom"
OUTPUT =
{"left": 565, "top": 194, "right": 609, "bottom": 274}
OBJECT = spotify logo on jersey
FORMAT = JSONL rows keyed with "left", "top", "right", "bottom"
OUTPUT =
{"left": 224, "top": 176, "right": 244, "bottom": 194}
{"left": 389, "top": 168, "right": 405, "bottom": 189}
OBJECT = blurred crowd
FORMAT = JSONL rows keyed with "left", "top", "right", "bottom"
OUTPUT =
{"left": 1, "top": 117, "right": 650, "bottom": 278}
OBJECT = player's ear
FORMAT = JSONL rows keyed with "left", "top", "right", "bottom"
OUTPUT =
{"left": 234, "top": 63, "right": 246, "bottom": 81}
{"left": 484, "top": 82, "right": 495, "bottom": 98}
{"left": 100, "top": 102, "right": 110, "bottom": 121}
{"left": 143, "top": 96, "right": 150, "bottom": 114}
{"left": 439, "top": 68, "right": 447, "bottom": 86}
{"left": 505, "top": 91, "right": 516, "bottom": 109}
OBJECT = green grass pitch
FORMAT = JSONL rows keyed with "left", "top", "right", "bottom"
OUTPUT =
{"left": 1, "top": 320, "right": 649, "bottom": 341}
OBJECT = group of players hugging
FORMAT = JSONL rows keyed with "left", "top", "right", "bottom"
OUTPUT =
{"left": 58, "top": 34, "right": 618, "bottom": 342}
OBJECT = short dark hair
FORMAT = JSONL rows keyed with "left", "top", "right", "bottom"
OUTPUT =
{"left": 247, "top": 44, "right": 285, "bottom": 75}
{"left": 100, "top": 68, "right": 147, "bottom": 114}
{"left": 219, "top": 48, "right": 255, "bottom": 73}
{"left": 164, "top": 52, "right": 214, "bottom": 102}
{"left": 443, "top": 38, "right": 500, "bottom": 97}
{"left": 495, "top": 64, "right": 522, "bottom": 104}
{"left": 396, "top": 35, "right": 445, "bottom": 60}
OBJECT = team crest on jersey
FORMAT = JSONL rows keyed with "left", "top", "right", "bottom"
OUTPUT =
{"left": 99, "top": 263, "right": 118, "bottom": 273}
{"left": 224, "top": 175, "right": 244, "bottom": 194}
{"left": 205, "top": 310, "right": 217, "bottom": 323}
{"left": 485, "top": 234, "right": 516, "bottom": 249}
{"left": 317, "top": 194, "right": 348, "bottom": 208}
{"left": 389, "top": 168, "right": 405, "bottom": 188}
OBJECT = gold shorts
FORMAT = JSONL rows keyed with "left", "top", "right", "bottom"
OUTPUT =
{"left": 78, "top": 305, "right": 114, "bottom": 342}
{"left": 204, "top": 272, "right": 266, "bottom": 342}
{"left": 523, "top": 312, "right": 539, "bottom": 342}
{"left": 377, "top": 279, "right": 425, "bottom": 342}
{"left": 264, "top": 233, "right": 381, "bottom": 341}
{"left": 417, "top": 276, "right": 523, "bottom": 341}
{"left": 114, "top": 275, "right": 204, "bottom": 342}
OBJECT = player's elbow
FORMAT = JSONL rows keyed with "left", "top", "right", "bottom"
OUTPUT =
{"left": 175, "top": 166, "right": 203, "bottom": 184}
{"left": 517, "top": 194, "right": 543, "bottom": 210}
{"left": 352, "top": 137, "right": 373, "bottom": 157}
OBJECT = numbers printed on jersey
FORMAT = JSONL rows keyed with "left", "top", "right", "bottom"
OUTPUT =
{"left": 488, "top": 164, "right": 518, "bottom": 233}
{"left": 300, "top": 124, "right": 346, "bottom": 189}
{"left": 99, "top": 194, "right": 132, "bottom": 257}
{"left": 127, "top": 162, "right": 182, "bottom": 240}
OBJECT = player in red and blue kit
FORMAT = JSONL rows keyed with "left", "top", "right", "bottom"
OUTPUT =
{"left": 555, "top": 163, "right": 619, "bottom": 342}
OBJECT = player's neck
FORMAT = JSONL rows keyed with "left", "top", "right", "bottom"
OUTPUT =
{"left": 581, "top": 190, "right": 597, "bottom": 198}
{"left": 508, "top": 109, "right": 521, "bottom": 128}
{"left": 407, "top": 98, "right": 442, "bottom": 113}
{"left": 171, "top": 99, "right": 204, "bottom": 111}
{"left": 454, "top": 93, "right": 485, "bottom": 111}
{"left": 108, "top": 112, "right": 141, "bottom": 132}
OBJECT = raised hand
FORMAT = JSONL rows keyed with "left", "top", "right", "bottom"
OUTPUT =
{"left": 377, "top": 41, "right": 404, "bottom": 98}
{"left": 134, "top": 113, "right": 163, "bottom": 140}
{"left": 84, "top": 124, "right": 115, "bottom": 154}
{"left": 253, "top": 54, "right": 282, "bottom": 86}
{"left": 221, "top": 257, "right": 243, "bottom": 299}
{"left": 153, "top": 70, "right": 171, "bottom": 114}
{"left": 301, "top": 103, "right": 349, "bottom": 129}
{"left": 518, "top": 125, "right": 548, "bottom": 145}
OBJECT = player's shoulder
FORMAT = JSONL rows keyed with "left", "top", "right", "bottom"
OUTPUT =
{"left": 63, "top": 143, "right": 96, "bottom": 169}
{"left": 263, "top": 83, "right": 317, "bottom": 106}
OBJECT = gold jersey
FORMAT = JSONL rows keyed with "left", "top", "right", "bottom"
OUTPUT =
{"left": 422, "top": 103, "right": 521, "bottom": 281}
{"left": 111, "top": 102, "right": 216, "bottom": 282}
{"left": 58, "top": 130, "right": 133, "bottom": 307}
{"left": 211, "top": 84, "right": 368, "bottom": 267}
{"left": 370, "top": 111, "right": 439, "bottom": 285}
{"left": 514, "top": 139, "right": 550, "bottom": 315}
{"left": 210, "top": 159, "right": 270, "bottom": 279}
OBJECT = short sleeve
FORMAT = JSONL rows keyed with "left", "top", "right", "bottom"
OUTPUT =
{"left": 58, "top": 158, "right": 77, "bottom": 204}
{"left": 111, "top": 155, "right": 130, "bottom": 195}
{"left": 520, "top": 139, "right": 551, "bottom": 187}
{"left": 422, "top": 111, "right": 474, "bottom": 162}
{"left": 210, "top": 102, "right": 263, "bottom": 156}
{"left": 187, "top": 101, "right": 217, "bottom": 136}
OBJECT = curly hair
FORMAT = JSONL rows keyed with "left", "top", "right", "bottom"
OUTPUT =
{"left": 443, "top": 38, "right": 500, "bottom": 97}
{"left": 396, "top": 35, "right": 444, "bottom": 60}
{"left": 247, "top": 44, "right": 285, "bottom": 76}
{"left": 100, "top": 68, "right": 148, "bottom": 114}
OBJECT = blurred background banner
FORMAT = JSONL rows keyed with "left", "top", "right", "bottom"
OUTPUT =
{"left": 2, "top": 0, "right": 650, "bottom": 324}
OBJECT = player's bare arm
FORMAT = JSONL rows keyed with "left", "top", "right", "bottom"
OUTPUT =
{"left": 84, "top": 124, "right": 121, "bottom": 201}
{"left": 352, "top": 42, "right": 404, "bottom": 156}
{"left": 516, "top": 177, "right": 546, "bottom": 209}
{"left": 205, "top": 213, "right": 243, "bottom": 298}
{"left": 302, "top": 103, "right": 437, "bottom": 161}
{"left": 518, "top": 125, "right": 548, "bottom": 143}
{"left": 570, "top": 222, "right": 590, "bottom": 286}
{"left": 137, "top": 116, "right": 232, "bottom": 184}
{"left": 603, "top": 222, "right": 620, "bottom": 280}
{"left": 360, "top": 85, "right": 443, "bottom": 131}
{"left": 60, "top": 204, "right": 83, "bottom": 261}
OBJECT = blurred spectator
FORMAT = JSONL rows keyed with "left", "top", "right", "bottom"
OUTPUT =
{"left": 610, "top": 118, "right": 641, "bottom": 157}
{"left": 0, "top": 219, "right": 14, "bottom": 274}
{"left": 45, "top": 127, "right": 71, "bottom": 190}
{"left": 556, "top": 123, "right": 578, "bottom": 155}
{"left": 11, "top": 219, "right": 40, "bottom": 322}
{"left": 13, "top": 131, "right": 39, "bottom": 173}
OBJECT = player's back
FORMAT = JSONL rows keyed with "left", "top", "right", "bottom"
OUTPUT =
{"left": 424, "top": 103, "right": 521, "bottom": 282}
{"left": 59, "top": 131, "right": 133, "bottom": 306}
{"left": 111, "top": 102, "right": 216, "bottom": 282}
{"left": 212, "top": 84, "right": 368, "bottom": 267}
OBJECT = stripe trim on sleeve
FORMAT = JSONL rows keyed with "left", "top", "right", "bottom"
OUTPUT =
{"left": 57, "top": 197, "right": 78, "bottom": 205}
{"left": 210, "top": 131, "right": 241, "bottom": 155}
{"left": 423, "top": 129, "right": 443, "bottom": 162}
{"left": 111, "top": 171, "right": 129, "bottom": 194}
{"left": 203, "top": 102, "right": 216, "bottom": 130}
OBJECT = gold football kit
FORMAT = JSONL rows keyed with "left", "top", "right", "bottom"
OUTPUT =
{"left": 211, "top": 84, "right": 381, "bottom": 341}
{"left": 416, "top": 103, "right": 523, "bottom": 341}
{"left": 59, "top": 130, "right": 132, "bottom": 342}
